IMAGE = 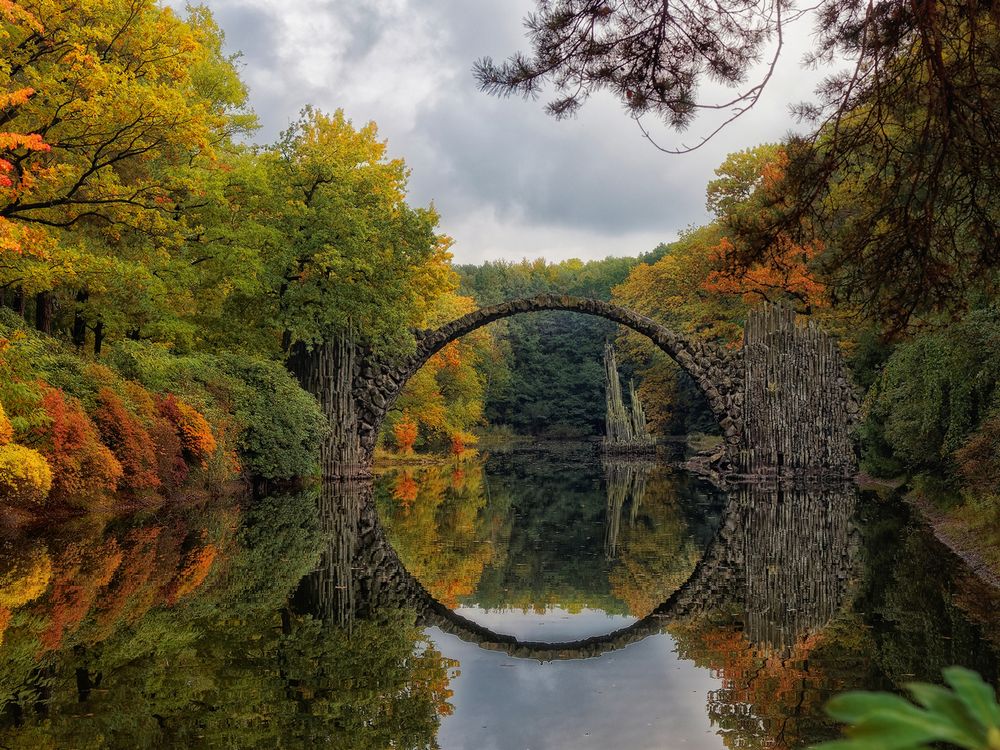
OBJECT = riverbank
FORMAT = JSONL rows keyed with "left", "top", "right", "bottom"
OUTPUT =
{"left": 905, "top": 491, "right": 1000, "bottom": 591}
{"left": 858, "top": 473, "right": 1000, "bottom": 590}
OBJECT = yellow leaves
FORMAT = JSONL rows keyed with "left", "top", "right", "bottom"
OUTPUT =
{"left": 0, "top": 543, "right": 52, "bottom": 610}
{"left": 0, "top": 444, "right": 54, "bottom": 505}
{"left": 0, "top": 401, "right": 12, "bottom": 445}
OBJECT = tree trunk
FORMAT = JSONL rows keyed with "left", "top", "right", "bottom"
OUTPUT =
{"left": 287, "top": 330, "right": 366, "bottom": 479}
{"left": 93, "top": 321, "right": 105, "bottom": 356}
{"left": 34, "top": 291, "right": 53, "bottom": 334}
{"left": 12, "top": 287, "right": 25, "bottom": 318}
{"left": 72, "top": 290, "right": 89, "bottom": 349}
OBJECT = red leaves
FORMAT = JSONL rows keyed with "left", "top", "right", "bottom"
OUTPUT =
{"left": 38, "top": 389, "right": 123, "bottom": 503}
{"left": 92, "top": 388, "right": 161, "bottom": 493}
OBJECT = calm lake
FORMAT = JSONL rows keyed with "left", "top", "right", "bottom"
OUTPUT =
{"left": 0, "top": 442, "right": 997, "bottom": 748}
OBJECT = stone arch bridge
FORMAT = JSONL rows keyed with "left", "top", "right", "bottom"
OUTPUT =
{"left": 298, "top": 294, "right": 858, "bottom": 480}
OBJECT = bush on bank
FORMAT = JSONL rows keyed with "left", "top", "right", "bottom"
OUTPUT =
{"left": 0, "top": 310, "right": 325, "bottom": 514}
{"left": 860, "top": 307, "right": 1000, "bottom": 480}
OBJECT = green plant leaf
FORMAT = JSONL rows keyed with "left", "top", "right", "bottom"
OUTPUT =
{"left": 826, "top": 692, "right": 921, "bottom": 723}
{"left": 944, "top": 667, "right": 1000, "bottom": 731}
{"left": 905, "top": 681, "right": 986, "bottom": 749}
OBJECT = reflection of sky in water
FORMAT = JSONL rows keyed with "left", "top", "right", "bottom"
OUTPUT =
{"left": 450, "top": 606, "right": 636, "bottom": 641}
{"left": 429, "top": 615, "right": 724, "bottom": 750}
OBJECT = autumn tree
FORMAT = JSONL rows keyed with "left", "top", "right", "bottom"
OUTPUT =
{"left": 701, "top": 146, "right": 829, "bottom": 315}
{"left": 479, "top": 1, "right": 1000, "bottom": 329}
{"left": 0, "top": 0, "right": 254, "bottom": 347}
{"left": 389, "top": 289, "right": 491, "bottom": 453}
{"left": 393, "top": 411, "right": 419, "bottom": 455}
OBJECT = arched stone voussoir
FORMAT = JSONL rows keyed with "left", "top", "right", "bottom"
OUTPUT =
{"left": 389, "top": 293, "right": 738, "bottom": 415}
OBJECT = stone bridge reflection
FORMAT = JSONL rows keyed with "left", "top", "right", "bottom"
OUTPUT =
{"left": 295, "top": 479, "right": 860, "bottom": 661}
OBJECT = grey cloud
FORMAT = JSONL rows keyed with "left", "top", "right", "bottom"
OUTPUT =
{"left": 199, "top": 0, "right": 830, "bottom": 262}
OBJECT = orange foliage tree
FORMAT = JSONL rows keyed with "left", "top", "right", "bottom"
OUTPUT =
{"left": 37, "top": 389, "right": 122, "bottom": 503}
{"left": 158, "top": 395, "right": 218, "bottom": 466}
{"left": 703, "top": 146, "right": 829, "bottom": 314}
{"left": 92, "top": 389, "right": 161, "bottom": 493}
{"left": 393, "top": 410, "right": 419, "bottom": 454}
{"left": 703, "top": 235, "right": 828, "bottom": 312}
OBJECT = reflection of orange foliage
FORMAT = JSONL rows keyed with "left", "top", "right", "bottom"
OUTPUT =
{"left": 38, "top": 388, "right": 122, "bottom": 502}
{"left": 382, "top": 465, "right": 494, "bottom": 609}
{"left": 394, "top": 410, "right": 418, "bottom": 454}
{"left": 41, "top": 537, "right": 124, "bottom": 651}
{"left": 393, "top": 473, "right": 419, "bottom": 506}
{"left": 93, "top": 389, "right": 161, "bottom": 493}
{"left": 92, "top": 527, "right": 165, "bottom": 638}
{"left": 158, "top": 395, "right": 217, "bottom": 464}
{"left": 670, "top": 619, "right": 831, "bottom": 750}
{"left": 164, "top": 544, "right": 218, "bottom": 604}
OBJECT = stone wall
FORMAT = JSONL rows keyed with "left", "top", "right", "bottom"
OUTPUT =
{"left": 739, "top": 305, "right": 860, "bottom": 479}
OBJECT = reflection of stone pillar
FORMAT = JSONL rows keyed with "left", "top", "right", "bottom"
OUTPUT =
{"left": 294, "top": 480, "right": 435, "bottom": 627}
{"left": 729, "top": 484, "right": 859, "bottom": 652}
{"left": 293, "top": 480, "right": 365, "bottom": 626}
{"left": 602, "top": 459, "right": 653, "bottom": 560}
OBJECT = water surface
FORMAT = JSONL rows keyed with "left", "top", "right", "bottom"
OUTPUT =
{"left": 0, "top": 442, "right": 995, "bottom": 749}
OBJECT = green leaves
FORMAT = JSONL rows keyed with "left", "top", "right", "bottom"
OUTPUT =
{"left": 812, "top": 667, "right": 1000, "bottom": 750}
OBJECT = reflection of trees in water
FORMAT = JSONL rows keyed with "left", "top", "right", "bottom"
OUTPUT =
{"left": 669, "top": 483, "right": 862, "bottom": 750}
{"left": 0, "top": 490, "right": 456, "bottom": 749}
{"left": 375, "top": 464, "right": 501, "bottom": 609}
{"left": 603, "top": 460, "right": 715, "bottom": 617}
{"left": 376, "top": 454, "right": 723, "bottom": 617}
{"left": 602, "top": 458, "right": 651, "bottom": 561}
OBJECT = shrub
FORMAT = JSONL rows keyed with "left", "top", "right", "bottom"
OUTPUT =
{"left": 861, "top": 308, "right": 1000, "bottom": 475}
{"left": 121, "top": 382, "right": 189, "bottom": 490}
{"left": 38, "top": 389, "right": 122, "bottom": 502}
{"left": 92, "top": 389, "right": 160, "bottom": 493}
{"left": 0, "top": 402, "right": 12, "bottom": 446}
{"left": 214, "top": 355, "right": 326, "bottom": 480}
{"left": 954, "top": 411, "right": 1000, "bottom": 495}
{"left": 0, "top": 445, "right": 53, "bottom": 505}
{"left": 158, "top": 394, "right": 217, "bottom": 464}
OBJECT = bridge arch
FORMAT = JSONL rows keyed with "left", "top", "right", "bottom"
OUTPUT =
{"left": 352, "top": 294, "right": 746, "bottom": 472}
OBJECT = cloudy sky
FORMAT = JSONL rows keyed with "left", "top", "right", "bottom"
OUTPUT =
{"left": 196, "top": 0, "right": 836, "bottom": 265}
